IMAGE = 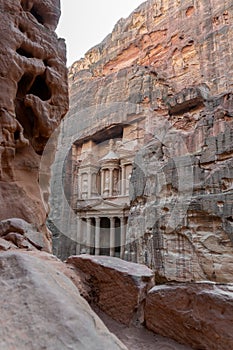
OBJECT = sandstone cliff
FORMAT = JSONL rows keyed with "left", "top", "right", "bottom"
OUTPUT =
{"left": 1, "top": 2, "right": 231, "bottom": 349}
{"left": 0, "top": 0, "right": 69, "bottom": 251}
{"left": 50, "top": 0, "right": 233, "bottom": 284}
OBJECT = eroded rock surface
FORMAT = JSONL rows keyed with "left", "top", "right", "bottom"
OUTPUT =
{"left": 0, "top": 218, "right": 45, "bottom": 250}
{"left": 0, "top": 251, "right": 127, "bottom": 350}
{"left": 67, "top": 254, "right": 154, "bottom": 325}
{"left": 145, "top": 283, "right": 233, "bottom": 350}
{"left": 0, "top": 0, "right": 69, "bottom": 251}
{"left": 128, "top": 86, "right": 233, "bottom": 283}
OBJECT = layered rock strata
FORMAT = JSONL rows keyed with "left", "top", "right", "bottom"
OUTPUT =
{"left": 50, "top": 0, "right": 233, "bottom": 282}
{"left": 0, "top": 0, "right": 69, "bottom": 251}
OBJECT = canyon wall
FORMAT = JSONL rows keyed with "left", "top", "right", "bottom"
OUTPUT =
{"left": 50, "top": 0, "right": 233, "bottom": 282}
{"left": 0, "top": 0, "right": 69, "bottom": 251}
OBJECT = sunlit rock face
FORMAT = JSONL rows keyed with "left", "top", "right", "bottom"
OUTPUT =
{"left": 0, "top": 0, "right": 69, "bottom": 251}
{"left": 50, "top": 0, "right": 233, "bottom": 282}
{"left": 145, "top": 283, "right": 233, "bottom": 350}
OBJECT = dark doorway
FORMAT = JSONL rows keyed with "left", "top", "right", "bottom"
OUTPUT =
{"left": 100, "top": 217, "right": 110, "bottom": 255}
{"left": 114, "top": 217, "right": 121, "bottom": 257}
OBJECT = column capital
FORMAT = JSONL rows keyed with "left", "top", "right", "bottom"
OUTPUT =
{"left": 95, "top": 216, "right": 100, "bottom": 224}
{"left": 109, "top": 216, "right": 115, "bottom": 224}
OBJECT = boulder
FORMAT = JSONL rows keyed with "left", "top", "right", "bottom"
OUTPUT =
{"left": 67, "top": 254, "right": 154, "bottom": 325}
{"left": 145, "top": 283, "right": 233, "bottom": 350}
{"left": 0, "top": 218, "right": 45, "bottom": 250}
{"left": 0, "top": 251, "right": 127, "bottom": 350}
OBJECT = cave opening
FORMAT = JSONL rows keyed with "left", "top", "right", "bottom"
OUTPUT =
{"left": 16, "top": 47, "right": 34, "bottom": 59}
{"left": 17, "top": 73, "right": 34, "bottom": 99}
{"left": 20, "top": 1, "right": 45, "bottom": 26}
{"left": 14, "top": 130, "right": 20, "bottom": 141}
{"left": 30, "top": 6, "right": 45, "bottom": 25}
{"left": 18, "top": 23, "right": 26, "bottom": 33}
{"left": 43, "top": 59, "right": 49, "bottom": 67}
{"left": 28, "top": 75, "right": 52, "bottom": 101}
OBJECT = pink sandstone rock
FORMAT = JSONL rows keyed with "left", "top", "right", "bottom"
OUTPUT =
{"left": 67, "top": 254, "right": 155, "bottom": 325}
{"left": 145, "top": 283, "right": 233, "bottom": 350}
{"left": 0, "top": 0, "right": 69, "bottom": 252}
{"left": 0, "top": 250, "right": 127, "bottom": 350}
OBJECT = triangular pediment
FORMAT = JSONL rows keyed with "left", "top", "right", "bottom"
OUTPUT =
{"left": 76, "top": 197, "right": 129, "bottom": 212}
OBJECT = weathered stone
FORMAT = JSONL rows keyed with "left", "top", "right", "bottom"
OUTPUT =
{"left": 0, "top": 0, "right": 69, "bottom": 251}
{"left": 67, "top": 254, "right": 154, "bottom": 325}
{"left": 0, "top": 237, "right": 17, "bottom": 251}
{"left": 166, "top": 85, "right": 209, "bottom": 115}
{"left": 145, "top": 283, "right": 233, "bottom": 350}
{"left": 68, "top": 0, "right": 233, "bottom": 96}
{"left": 0, "top": 251, "right": 127, "bottom": 350}
{"left": 95, "top": 306, "right": 193, "bottom": 350}
{"left": 0, "top": 218, "right": 45, "bottom": 249}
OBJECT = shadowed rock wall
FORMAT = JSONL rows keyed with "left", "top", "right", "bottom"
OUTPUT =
{"left": 0, "top": 0, "right": 69, "bottom": 251}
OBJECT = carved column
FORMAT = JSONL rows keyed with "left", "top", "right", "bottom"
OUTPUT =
{"left": 88, "top": 171, "right": 92, "bottom": 198}
{"left": 81, "top": 173, "right": 88, "bottom": 199}
{"left": 86, "top": 217, "right": 92, "bottom": 254}
{"left": 110, "top": 217, "right": 115, "bottom": 257}
{"left": 78, "top": 173, "right": 82, "bottom": 199}
{"left": 109, "top": 168, "right": 113, "bottom": 197}
{"left": 76, "top": 217, "right": 82, "bottom": 255}
{"left": 120, "top": 217, "right": 127, "bottom": 259}
{"left": 101, "top": 170, "right": 104, "bottom": 196}
{"left": 121, "top": 165, "right": 126, "bottom": 195}
{"left": 92, "top": 172, "right": 97, "bottom": 196}
{"left": 103, "top": 169, "right": 110, "bottom": 197}
{"left": 95, "top": 217, "right": 100, "bottom": 255}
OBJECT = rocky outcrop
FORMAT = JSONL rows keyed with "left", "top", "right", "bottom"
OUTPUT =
{"left": 48, "top": 0, "right": 233, "bottom": 280}
{"left": 145, "top": 283, "right": 233, "bottom": 350}
{"left": 67, "top": 255, "right": 154, "bottom": 325}
{"left": 0, "top": 251, "right": 127, "bottom": 350}
{"left": 0, "top": 218, "right": 45, "bottom": 250}
{"left": 0, "top": 0, "right": 69, "bottom": 252}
